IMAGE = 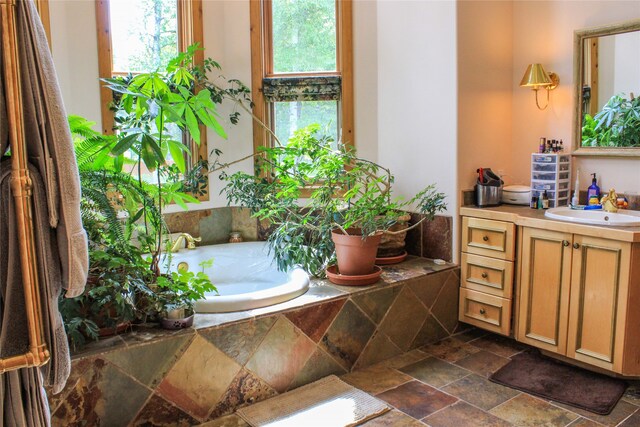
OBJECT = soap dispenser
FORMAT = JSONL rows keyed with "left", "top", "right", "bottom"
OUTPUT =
{"left": 587, "top": 173, "right": 601, "bottom": 205}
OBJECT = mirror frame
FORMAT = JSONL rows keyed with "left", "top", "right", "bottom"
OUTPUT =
{"left": 572, "top": 19, "right": 640, "bottom": 157}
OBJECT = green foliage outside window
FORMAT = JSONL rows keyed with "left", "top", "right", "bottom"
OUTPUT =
{"left": 272, "top": 0, "right": 337, "bottom": 73}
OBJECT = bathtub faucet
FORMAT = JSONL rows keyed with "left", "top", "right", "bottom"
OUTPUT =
{"left": 171, "top": 233, "right": 202, "bottom": 252}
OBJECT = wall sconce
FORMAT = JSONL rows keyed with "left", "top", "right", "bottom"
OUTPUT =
{"left": 519, "top": 63, "right": 560, "bottom": 110}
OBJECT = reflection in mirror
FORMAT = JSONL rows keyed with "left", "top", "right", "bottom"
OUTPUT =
{"left": 574, "top": 20, "right": 640, "bottom": 156}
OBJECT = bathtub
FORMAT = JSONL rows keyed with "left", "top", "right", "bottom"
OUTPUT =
{"left": 166, "top": 241, "right": 310, "bottom": 313}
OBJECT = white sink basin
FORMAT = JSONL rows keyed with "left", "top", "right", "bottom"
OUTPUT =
{"left": 544, "top": 207, "right": 640, "bottom": 227}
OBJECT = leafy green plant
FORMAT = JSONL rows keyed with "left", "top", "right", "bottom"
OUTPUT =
{"left": 582, "top": 94, "right": 640, "bottom": 147}
{"left": 59, "top": 247, "right": 154, "bottom": 350}
{"left": 61, "top": 45, "right": 255, "bottom": 347}
{"left": 223, "top": 124, "right": 446, "bottom": 277}
{"left": 103, "top": 44, "right": 255, "bottom": 274}
{"left": 153, "top": 259, "right": 217, "bottom": 316}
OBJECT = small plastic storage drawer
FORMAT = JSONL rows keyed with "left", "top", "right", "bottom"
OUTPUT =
{"left": 531, "top": 180, "right": 569, "bottom": 191}
{"left": 532, "top": 154, "right": 570, "bottom": 163}
{"left": 532, "top": 163, "right": 557, "bottom": 172}
{"left": 532, "top": 171, "right": 570, "bottom": 181}
{"left": 550, "top": 198, "right": 568, "bottom": 208}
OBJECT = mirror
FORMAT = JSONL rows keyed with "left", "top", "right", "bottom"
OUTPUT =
{"left": 573, "top": 20, "right": 640, "bottom": 157}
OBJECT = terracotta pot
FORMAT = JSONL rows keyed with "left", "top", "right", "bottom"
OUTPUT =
{"left": 377, "top": 213, "right": 412, "bottom": 258}
{"left": 331, "top": 228, "right": 382, "bottom": 276}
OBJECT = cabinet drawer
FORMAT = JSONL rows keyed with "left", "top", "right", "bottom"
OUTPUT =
{"left": 459, "top": 288, "right": 511, "bottom": 336}
{"left": 461, "top": 253, "right": 513, "bottom": 298}
{"left": 462, "top": 217, "right": 515, "bottom": 261}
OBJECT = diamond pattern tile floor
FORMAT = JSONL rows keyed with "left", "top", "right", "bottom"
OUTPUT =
{"left": 203, "top": 329, "right": 640, "bottom": 427}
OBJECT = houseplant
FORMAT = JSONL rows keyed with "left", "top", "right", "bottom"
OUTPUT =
{"left": 151, "top": 258, "right": 216, "bottom": 329}
{"left": 62, "top": 46, "right": 246, "bottom": 347}
{"left": 223, "top": 124, "right": 447, "bottom": 279}
{"left": 60, "top": 115, "right": 160, "bottom": 349}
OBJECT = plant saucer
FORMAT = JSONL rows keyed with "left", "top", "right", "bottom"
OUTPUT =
{"left": 326, "top": 265, "right": 382, "bottom": 286}
{"left": 376, "top": 251, "right": 408, "bottom": 265}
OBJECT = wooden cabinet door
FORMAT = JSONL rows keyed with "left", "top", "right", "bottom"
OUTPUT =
{"left": 517, "top": 227, "right": 573, "bottom": 354}
{"left": 566, "top": 235, "right": 631, "bottom": 372}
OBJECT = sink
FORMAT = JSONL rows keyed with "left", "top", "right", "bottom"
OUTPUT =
{"left": 544, "top": 207, "right": 640, "bottom": 226}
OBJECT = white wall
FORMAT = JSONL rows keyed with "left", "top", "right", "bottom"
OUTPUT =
{"left": 511, "top": 1, "right": 640, "bottom": 196}
{"left": 49, "top": 0, "right": 101, "bottom": 124}
{"left": 376, "top": 0, "right": 459, "bottom": 258}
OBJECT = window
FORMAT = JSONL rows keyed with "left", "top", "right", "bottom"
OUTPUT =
{"left": 95, "top": 0, "right": 207, "bottom": 196}
{"left": 250, "top": 0, "right": 354, "bottom": 152}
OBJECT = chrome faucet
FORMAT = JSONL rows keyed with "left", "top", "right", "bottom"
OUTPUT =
{"left": 171, "top": 233, "right": 202, "bottom": 252}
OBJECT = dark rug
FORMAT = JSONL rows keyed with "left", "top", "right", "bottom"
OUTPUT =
{"left": 489, "top": 350, "right": 627, "bottom": 415}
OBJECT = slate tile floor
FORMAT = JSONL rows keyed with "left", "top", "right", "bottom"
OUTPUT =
{"left": 202, "top": 330, "right": 640, "bottom": 427}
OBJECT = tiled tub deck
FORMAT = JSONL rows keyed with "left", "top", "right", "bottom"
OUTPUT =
{"left": 49, "top": 257, "right": 462, "bottom": 426}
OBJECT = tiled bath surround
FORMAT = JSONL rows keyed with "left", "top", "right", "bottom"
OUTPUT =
{"left": 164, "top": 207, "right": 259, "bottom": 244}
{"left": 49, "top": 259, "right": 461, "bottom": 425}
{"left": 165, "top": 207, "right": 453, "bottom": 260}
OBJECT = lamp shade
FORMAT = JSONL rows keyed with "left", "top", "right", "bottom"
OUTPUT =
{"left": 520, "top": 63, "right": 553, "bottom": 87}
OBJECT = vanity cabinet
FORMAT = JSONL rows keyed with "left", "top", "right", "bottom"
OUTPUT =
{"left": 517, "top": 226, "right": 640, "bottom": 374}
{"left": 459, "top": 217, "right": 515, "bottom": 336}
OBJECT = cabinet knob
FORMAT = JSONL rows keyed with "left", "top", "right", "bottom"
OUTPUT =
{"left": 573, "top": 243, "right": 580, "bottom": 249}
{"left": 563, "top": 240, "right": 570, "bottom": 247}
{"left": 479, "top": 308, "right": 486, "bottom": 315}
{"left": 482, "top": 235, "right": 489, "bottom": 242}
{"left": 481, "top": 272, "right": 488, "bottom": 279}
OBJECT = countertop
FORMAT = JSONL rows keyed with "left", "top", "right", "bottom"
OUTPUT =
{"left": 460, "top": 204, "right": 640, "bottom": 242}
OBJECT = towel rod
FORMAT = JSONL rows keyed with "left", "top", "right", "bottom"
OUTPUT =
{"left": 0, "top": 0, "right": 51, "bottom": 373}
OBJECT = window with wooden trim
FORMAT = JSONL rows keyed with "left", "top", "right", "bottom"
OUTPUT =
{"left": 250, "top": 0, "right": 353, "bottom": 152}
{"left": 95, "top": 0, "right": 208, "bottom": 195}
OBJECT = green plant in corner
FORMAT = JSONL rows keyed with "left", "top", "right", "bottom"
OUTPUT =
{"left": 223, "top": 124, "right": 447, "bottom": 277}
{"left": 60, "top": 115, "right": 160, "bottom": 349}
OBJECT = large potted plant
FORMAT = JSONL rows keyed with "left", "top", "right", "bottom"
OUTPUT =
{"left": 223, "top": 124, "right": 446, "bottom": 282}
{"left": 63, "top": 46, "right": 249, "bottom": 347}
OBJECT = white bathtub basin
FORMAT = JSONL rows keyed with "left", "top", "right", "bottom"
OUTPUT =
{"left": 165, "top": 241, "right": 309, "bottom": 313}
{"left": 544, "top": 207, "right": 640, "bottom": 227}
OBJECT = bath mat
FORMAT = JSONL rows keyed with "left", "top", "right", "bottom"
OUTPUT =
{"left": 236, "top": 375, "right": 390, "bottom": 426}
{"left": 490, "top": 350, "right": 626, "bottom": 415}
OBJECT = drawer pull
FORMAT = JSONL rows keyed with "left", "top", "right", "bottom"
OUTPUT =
{"left": 563, "top": 240, "right": 570, "bottom": 247}
{"left": 573, "top": 243, "right": 580, "bottom": 249}
{"left": 482, "top": 235, "right": 489, "bottom": 242}
{"left": 481, "top": 272, "right": 488, "bottom": 279}
{"left": 479, "top": 308, "right": 486, "bottom": 315}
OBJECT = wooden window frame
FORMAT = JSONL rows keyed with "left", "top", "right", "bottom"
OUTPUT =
{"left": 249, "top": 0, "right": 354, "bottom": 155}
{"left": 95, "top": 0, "right": 208, "bottom": 200}
{"left": 33, "top": 0, "right": 51, "bottom": 48}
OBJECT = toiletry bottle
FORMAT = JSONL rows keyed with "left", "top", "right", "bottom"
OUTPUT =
{"left": 539, "top": 137, "right": 546, "bottom": 153}
{"left": 559, "top": 139, "right": 564, "bottom": 152}
{"left": 587, "top": 173, "right": 600, "bottom": 205}
{"left": 530, "top": 195, "right": 538, "bottom": 209}
{"left": 541, "top": 190, "right": 549, "bottom": 209}
{"left": 571, "top": 169, "right": 580, "bottom": 207}
{"left": 546, "top": 141, "right": 552, "bottom": 153}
